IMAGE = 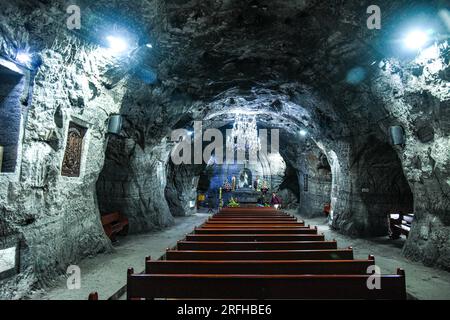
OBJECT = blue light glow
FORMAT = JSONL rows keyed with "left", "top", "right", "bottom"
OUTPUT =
{"left": 106, "top": 36, "right": 129, "bottom": 53}
{"left": 16, "top": 52, "right": 31, "bottom": 64}
{"left": 404, "top": 30, "right": 429, "bottom": 49}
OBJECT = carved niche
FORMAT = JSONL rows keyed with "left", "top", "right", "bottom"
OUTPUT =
{"left": 61, "top": 122, "right": 87, "bottom": 177}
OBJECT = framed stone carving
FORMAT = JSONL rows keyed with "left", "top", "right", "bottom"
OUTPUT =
{"left": 304, "top": 174, "right": 309, "bottom": 192}
{"left": 61, "top": 122, "right": 87, "bottom": 177}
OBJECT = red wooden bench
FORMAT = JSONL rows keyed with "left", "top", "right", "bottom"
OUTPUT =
{"left": 194, "top": 228, "right": 318, "bottom": 234}
{"left": 164, "top": 248, "right": 354, "bottom": 261}
{"left": 389, "top": 213, "right": 414, "bottom": 239}
{"left": 145, "top": 256, "right": 376, "bottom": 275}
{"left": 127, "top": 269, "right": 406, "bottom": 300}
{"left": 177, "top": 240, "right": 338, "bottom": 251}
{"left": 101, "top": 212, "right": 129, "bottom": 242}
{"left": 210, "top": 217, "right": 298, "bottom": 221}
{"left": 121, "top": 207, "right": 407, "bottom": 300}
{"left": 186, "top": 234, "right": 325, "bottom": 242}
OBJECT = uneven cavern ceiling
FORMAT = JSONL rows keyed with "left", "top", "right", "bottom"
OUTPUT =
{"left": 0, "top": 0, "right": 449, "bottom": 298}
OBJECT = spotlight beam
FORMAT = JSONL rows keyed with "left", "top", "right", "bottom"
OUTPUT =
{"left": 404, "top": 30, "right": 429, "bottom": 50}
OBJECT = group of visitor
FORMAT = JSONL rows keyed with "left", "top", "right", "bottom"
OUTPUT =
{"left": 257, "top": 192, "right": 283, "bottom": 210}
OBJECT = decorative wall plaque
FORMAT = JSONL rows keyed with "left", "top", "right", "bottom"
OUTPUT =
{"left": 61, "top": 122, "right": 87, "bottom": 177}
{"left": 304, "top": 174, "right": 309, "bottom": 192}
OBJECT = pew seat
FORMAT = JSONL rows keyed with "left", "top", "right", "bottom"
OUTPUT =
{"left": 122, "top": 207, "right": 407, "bottom": 301}
{"left": 165, "top": 249, "right": 354, "bottom": 260}
{"left": 177, "top": 240, "right": 338, "bottom": 251}
{"left": 186, "top": 234, "right": 325, "bottom": 242}
{"left": 195, "top": 228, "right": 317, "bottom": 234}
{"left": 127, "top": 270, "right": 406, "bottom": 300}
{"left": 389, "top": 213, "right": 414, "bottom": 239}
{"left": 101, "top": 212, "right": 129, "bottom": 242}
{"left": 145, "top": 258, "right": 376, "bottom": 275}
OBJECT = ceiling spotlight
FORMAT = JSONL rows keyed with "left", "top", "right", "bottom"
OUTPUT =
{"left": 299, "top": 130, "right": 307, "bottom": 137}
{"left": 146, "top": 43, "right": 153, "bottom": 49}
{"left": 16, "top": 52, "right": 31, "bottom": 65}
{"left": 404, "top": 30, "right": 429, "bottom": 50}
{"left": 106, "top": 36, "right": 128, "bottom": 53}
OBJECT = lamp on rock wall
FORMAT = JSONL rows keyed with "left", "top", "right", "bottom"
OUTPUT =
{"left": 106, "top": 36, "right": 129, "bottom": 53}
{"left": 16, "top": 52, "right": 32, "bottom": 65}
{"left": 107, "top": 114, "right": 123, "bottom": 135}
{"left": 389, "top": 126, "right": 406, "bottom": 146}
{"left": 404, "top": 30, "right": 430, "bottom": 50}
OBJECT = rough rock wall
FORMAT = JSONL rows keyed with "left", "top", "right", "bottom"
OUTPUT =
{"left": 370, "top": 43, "right": 450, "bottom": 269}
{"left": 0, "top": 4, "right": 130, "bottom": 297}
{"left": 96, "top": 137, "right": 175, "bottom": 233}
{"left": 165, "top": 162, "right": 203, "bottom": 217}
{"left": 95, "top": 80, "right": 204, "bottom": 230}
{"left": 320, "top": 134, "right": 413, "bottom": 237}
{"left": 296, "top": 148, "right": 332, "bottom": 218}
{"left": 277, "top": 163, "right": 300, "bottom": 209}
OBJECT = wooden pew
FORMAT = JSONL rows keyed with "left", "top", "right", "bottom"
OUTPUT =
{"left": 200, "top": 225, "right": 306, "bottom": 229}
{"left": 164, "top": 248, "right": 354, "bottom": 260}
{"left": 213, "top": 215, "right": 293, "bottom": 218}
{"left": 213, "top": 214, "right": 293, "bottom": 218}
{"left": 195, "top": 228, "right": 318, "bottom": 234}
{"left": 202, "top": 224, "right": 306, "bottom": 229}
{"left": 389, "top": 213, "right": 414, "bottom": 239}
{"left": 177, "top": 240, "right": 338, "bottom": 251}
{"left": 88, "top": 292, "right": 99, "bottom": 300}
{"left": 127, "top": 268, "right": 406, "bottom": 300}
{"left": 101, "top": 212, "right": 129, "bottom": 242}
{"left": 145, "top": 257, "right": 376, "bottom": 275}
{"left": 213, "top": 213, "right": 294, "bottom": 216}
{"left": 204, "top": 221, "right": 303, "bottom": 225}
{"left": 219, "top": 208, "right": 278, "bottom": 212}
{"left": 210, "top": 217, "right": 298, "bottom": 221}
{"left": 186, "top": 234, "right": 325, "bottom": 242}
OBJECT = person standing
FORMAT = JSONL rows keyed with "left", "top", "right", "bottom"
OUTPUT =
{"left": 270, "top": 192, "right": 282, "bottom": 210}
{"left": 253, "top": 176, "right": 260, "bottom": 191}
{"left": 207, "top": 193, "right": 216, "bottom": 214}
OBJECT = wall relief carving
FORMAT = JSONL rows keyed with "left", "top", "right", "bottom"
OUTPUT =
{"left": 61, "top": 122, "right": 87, "bottom": 177}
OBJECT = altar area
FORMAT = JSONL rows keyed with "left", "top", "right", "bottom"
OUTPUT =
{"left": 231, "top": 188, "right": 260, "bottom": 206}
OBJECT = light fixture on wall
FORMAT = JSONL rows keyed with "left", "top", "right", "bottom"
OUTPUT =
{"left": 403, "top": 30, "right": 430, "bottom": 50}
{"left": 389, "top": 126, "right": 406, "bottom": 146}
{"left": 106, "top": 36, "right": 129, "bottom": 53}
{"left": 299, "top": 130, "right": 308, "bottom": 137}
{"left": 15, "top": 51, "right": 32, "bottom": 65}
{"left": 107, "top": 114, "right": 123, "bottom": 135}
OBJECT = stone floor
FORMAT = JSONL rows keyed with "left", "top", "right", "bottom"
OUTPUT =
{"left": 291, "top": 211, "right": 450, "bottom": 300}
{"left": 33, "top": 210, "right": 450, "bottom": 300}
{"left": 34, "top": 213, "right": 211, "bottom": 300}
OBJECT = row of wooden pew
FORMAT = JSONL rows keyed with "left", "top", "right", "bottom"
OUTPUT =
{"left": 122, "top": 208, "right": 406, "bottom": 299}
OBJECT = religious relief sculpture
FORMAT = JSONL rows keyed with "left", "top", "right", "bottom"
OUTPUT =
{"left": 231, "top": 176, "right": 236, "bottom": 191}
{"left": 61, "top": 122, "right": 87, "bottom": 177}
{"left": 239, "top": 168, "right": 252, "bottom": 189}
